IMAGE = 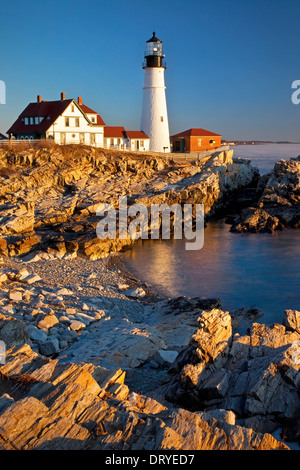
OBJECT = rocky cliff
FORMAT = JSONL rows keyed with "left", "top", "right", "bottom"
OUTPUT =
{"left": 231, "top": 156, "right": 300, "bottom": 233}
{"left": 0, "top": 145, "right": 258, "bottom": 260}
{"left": 0, "top": 144, "right": 291, "bottom": 451}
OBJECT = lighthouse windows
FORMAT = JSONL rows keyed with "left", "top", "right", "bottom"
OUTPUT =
{"left": 146, "top": 42, "right": 162, "bottom": 56}
{"left": 160, "top": 116, "right": 164, "bottom": 122}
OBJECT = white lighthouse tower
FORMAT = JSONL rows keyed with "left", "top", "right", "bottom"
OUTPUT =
{"left": 140, "top": 32, "right": 170, "bottom": 153}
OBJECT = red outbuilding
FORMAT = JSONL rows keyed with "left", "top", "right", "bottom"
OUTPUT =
{"left": 171, "top": 128, "right": 222, "bottom": 153}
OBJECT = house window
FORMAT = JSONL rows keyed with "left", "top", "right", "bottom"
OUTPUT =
{"left": 75, "top": 117, "right": 80, "bottom": 127}
{"left": 65, "top": 117, "right": 70, "bottom": 127}
{"left": 71, "top": 104, "right": 75, "bottom": 112}
{"left": 35, "top": 117, "right": 39, "bottom": 124}
{"left": 24, "top": 118, "right": 29, "bottom": 125}
{"left": 30, "top": 117, "right": 34, "bottom": 125}
{"left": 197, "top": 139, "right": 202, "bottom": 146}
{"left": 140, "top": 140, "right": 144, "bottom": 147}
{"left": 72, "top": 134, "right": 76, "bottom": 138}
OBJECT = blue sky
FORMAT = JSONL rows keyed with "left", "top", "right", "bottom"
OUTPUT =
{"left": 0, "top": 0, "right": 299, "bottom": 141}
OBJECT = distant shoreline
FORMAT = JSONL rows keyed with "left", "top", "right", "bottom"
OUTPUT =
{"left": 226, "top": 141, "right": 300, "bottom": 146}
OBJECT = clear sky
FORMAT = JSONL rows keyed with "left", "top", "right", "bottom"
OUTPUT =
{"left": 0, "top": 0, "right": 299, "bottom": 141}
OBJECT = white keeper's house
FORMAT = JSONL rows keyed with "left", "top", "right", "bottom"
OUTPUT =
{"left": 7, "top": 92, "right": 150, "bottom": 151}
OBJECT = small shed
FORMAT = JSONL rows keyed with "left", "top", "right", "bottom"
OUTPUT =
{"left": 171, "top": 128, "right": 222, "bottom": 153}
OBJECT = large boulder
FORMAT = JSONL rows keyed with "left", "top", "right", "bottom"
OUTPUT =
{"left": 0, "top": 314, "right": 29, "bottom": 349}
{"left": 0, "top": 202, "right": 35, "bottom": 235}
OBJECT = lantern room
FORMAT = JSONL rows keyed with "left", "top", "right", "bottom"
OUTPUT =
{"left": 143, "top": 32, "right": 166, "bottom": 69}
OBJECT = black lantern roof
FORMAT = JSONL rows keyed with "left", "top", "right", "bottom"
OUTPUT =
{"left": 147, "top": 32, "right": 162, "bottom": 43}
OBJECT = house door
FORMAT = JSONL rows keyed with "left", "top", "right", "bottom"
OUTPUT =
{"left": 90, "top": 134, "right": 95, "bottom": 146}
{"left": 80, "top": 133, "right": 84, "bottom": 144}
{"left": 136, "top": 140, "right": 139, "bottom": 150}
{"left": 60, "top": 133, "right": 66, "bottom": 145}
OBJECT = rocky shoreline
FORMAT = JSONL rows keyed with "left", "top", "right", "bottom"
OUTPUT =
{"left": 0, "top": 144, "right": 299, "bottom": 450}
{"left": 230, "top": 156, "right": 300, "bottom": 233}
{"left": 0, "top": 144, "right": 258, "bottom": 260}
{"left": 0, "top": 252, "right": 294, "bottom": 450}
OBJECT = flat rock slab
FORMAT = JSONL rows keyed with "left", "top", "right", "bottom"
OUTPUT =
{"left": 60, "top": 316, "right": 167, "bottom": 369}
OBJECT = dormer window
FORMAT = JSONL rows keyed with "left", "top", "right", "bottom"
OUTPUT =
{"left": 91, "top": 116, "right": 96, "bottom": 123}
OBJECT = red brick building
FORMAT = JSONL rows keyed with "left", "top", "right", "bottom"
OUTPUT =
{"left": 171, "top": 128, "right": 222, "bottom": 153}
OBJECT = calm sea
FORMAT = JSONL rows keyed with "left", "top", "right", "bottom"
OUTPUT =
{"left": 232, "top": 142, "right": 300, "bottom": 174}
{"left": 124, "top": 144, "right": 300, "bottom": 324}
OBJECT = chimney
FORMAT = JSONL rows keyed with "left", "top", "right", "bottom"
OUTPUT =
{"left": 37, "top": 95, "right": 42, "bottom": 103}
{"left": 78, "top": 96, "right": 82, "bottom": 105}
{"left": 61, "top": 92, "right": 65, "bottom": 100}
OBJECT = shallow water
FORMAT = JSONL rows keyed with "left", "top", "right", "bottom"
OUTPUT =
{"left": 123, "top": 144, "right": 300, "bottom": 324}
{"left": 124, "top": 223, "right": 300, "bottom": 324}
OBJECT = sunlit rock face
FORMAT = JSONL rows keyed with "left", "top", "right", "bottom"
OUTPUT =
{"left": 0, "top": 146, "right": 257, "bottom": 260}
{"left": 231, "top": 156, "right": 300, "bottom": 233}
{"left": 0, "top": 343, "right": 289, "bottom": 450}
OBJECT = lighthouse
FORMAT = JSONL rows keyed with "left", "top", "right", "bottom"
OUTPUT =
{"left": 140, "top": 32, "right": 170, "bottom": 153}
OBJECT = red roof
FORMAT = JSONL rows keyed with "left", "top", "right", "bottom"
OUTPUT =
{"left": 171, "top": 128, "right": 222, "bottom": 138}
{"left": 7, "top": 99, "right": 72, "bottom": 135}
{"left": 125, "top": 131, "right": 149, "bottom": 139}
{"left": 78, "top": 103, "right": 98, "bottom": 114}
{"left": 7, "top": 98, "right": 106, "bottom": 135}
{"left": 104, "top": 126, "right": 126, "bottom": 138}
{"left": 78, "top": 104, "right": 106, "bottom": 126}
